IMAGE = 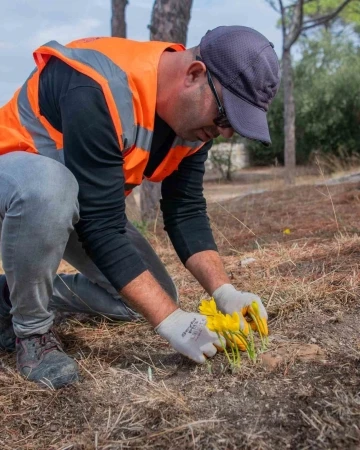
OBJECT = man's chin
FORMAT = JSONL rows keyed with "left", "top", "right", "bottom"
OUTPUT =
{"left": 179, "top": 132, "right": 208, "bottom": 143}
{"left": 173, "top": 128, "right": 200, "bottom": 142}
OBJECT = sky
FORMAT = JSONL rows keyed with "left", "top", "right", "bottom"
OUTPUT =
{"left": 0, "top": 0, "right": 281, "bottom": 106}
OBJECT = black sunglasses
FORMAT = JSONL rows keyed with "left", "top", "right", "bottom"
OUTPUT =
{"left": 196, "top": 56, "right": 232, "bottom": 129}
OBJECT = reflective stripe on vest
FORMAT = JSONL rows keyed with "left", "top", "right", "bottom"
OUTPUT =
{"left": 149, "top": 136, "right": 203, "bottom": 182}
{"left": 172, "top": 136, "right": 202, "bottom": 150}
{"left": 39, "top": 41, "right": 153, "bottom": 152}
{"left": 17, "top": 69, "right": 64, "bottom": 163}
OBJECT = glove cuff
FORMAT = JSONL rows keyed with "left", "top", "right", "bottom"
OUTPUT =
{"left": 155, "top": 308, "right": 182, "bottom": 335}
{"left": 212, "top": 283, "right": 236, "bottom": 301}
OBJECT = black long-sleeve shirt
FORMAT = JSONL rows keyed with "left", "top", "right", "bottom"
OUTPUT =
{"left": 39, "top": 57, "right": 217, "bottom": 290}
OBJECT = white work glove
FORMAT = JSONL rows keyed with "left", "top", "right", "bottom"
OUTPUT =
{"left": 155, "top": 309, "right": 225, "bottom": 364}
{"left": 213, "top": 284, "right": 268, "bottom": 336}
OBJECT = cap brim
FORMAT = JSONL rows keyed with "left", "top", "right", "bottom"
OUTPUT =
{"left": 222, "top": 87, "right": 271, "bottom": 145}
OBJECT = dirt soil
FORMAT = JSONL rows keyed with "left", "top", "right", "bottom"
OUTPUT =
{"left": 1, "top": 177, "right": 360, "bottom": 450}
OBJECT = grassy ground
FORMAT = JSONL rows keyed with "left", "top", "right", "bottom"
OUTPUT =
{"left": 1, "top": 172, "right": 360, "bottom": 449}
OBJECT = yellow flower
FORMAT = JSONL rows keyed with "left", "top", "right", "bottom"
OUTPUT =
{"left": 241, "top": 305, "right": 248, "bottom": 316}
{"left": 258, "top": 318, "right": 269, "bottom": 336}
{"left": 249, "top": 319, "right": 268, "bottom": 335}
{"left": 223, "top": 312, "right": 240, "bottom": 332}
{"left": 229, "top": 333, "right": 248, "bottom": 352}
{"left": 241, "top": 318, "right": 250, "bottom": 336}
{"left": 199, "top": 298, "right": 218, "bottom": 316}
{"left": 206, "top": 313, "right": 225, "bottom": 333}
{"left": 283, "top": 228, "right": 291, "bottom": 235}
{"left": 249, "top": 301, "right": 259, "bottom": 316}
{"left": 248, "top": 301, "right": 268, "bottom": 337}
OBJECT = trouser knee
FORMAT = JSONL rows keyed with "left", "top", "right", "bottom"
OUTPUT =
{"left": 0, "top": 152, "right": 79, "bottom": 233}
{"left": 20, "top": 159, "right": 80, "bottom": 233}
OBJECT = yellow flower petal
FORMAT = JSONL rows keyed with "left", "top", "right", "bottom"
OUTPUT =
{"left": 242, "top": 319, "right": 250, "bottom": 336}
{"left": 248, "top": 301, "right": 268, "bottom": 336}
{"left": 199, "top": 298, "right": 218, "bottom": 316}
{"left": 226, "top": 334, "right": 247, "bottom": 352}
{"left": 258, "top": 318, "right": 268, "bottom": 336}
{"left": 249, "top": 317, "right": 268, "bottom": 336}
{"left": 223, "top": 312, "right": 240, "bottom": 332}
{"left": 241, "top": 306, "right": 248, "bottom": 316}
{"left": 206, "top": 316, "right": 216, "bottom": 332}
{"left": 250, "top": 301, "right": 260, "bottom": 316}
{"left": 206, "top": 313, "right": 225, "bottom": 333}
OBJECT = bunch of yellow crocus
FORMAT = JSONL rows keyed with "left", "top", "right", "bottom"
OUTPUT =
{"left": 199, "top": 298, "right": 267, "bottom": 367}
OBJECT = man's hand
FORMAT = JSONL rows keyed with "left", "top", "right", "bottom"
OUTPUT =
{"left": 213, "top": 284, "right": 268, "bottom": 336}
{"left": 155, "top": 309, "right": 225, "bottom": 363}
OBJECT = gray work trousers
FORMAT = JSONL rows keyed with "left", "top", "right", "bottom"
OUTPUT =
{"left": 0, "top": 152, "right": 177, "bottom": 338}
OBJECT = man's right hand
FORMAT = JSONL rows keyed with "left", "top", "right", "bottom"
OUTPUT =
{"left": 155, "top": 309, "right": 224, "bottom": 364}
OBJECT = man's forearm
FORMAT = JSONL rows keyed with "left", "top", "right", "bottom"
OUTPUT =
{"left": 120, "top": 270, "right": 178, "bottom": 327}
{"left": 185, "top": 250, "right": 230, "bottom": 295}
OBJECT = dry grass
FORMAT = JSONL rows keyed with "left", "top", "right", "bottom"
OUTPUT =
{"left": 1, "top": 178, "right": 360, "bottom": 449}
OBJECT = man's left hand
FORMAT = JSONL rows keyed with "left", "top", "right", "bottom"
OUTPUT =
{"left": 212, "top": 284, "right": 268, "bottom": 336}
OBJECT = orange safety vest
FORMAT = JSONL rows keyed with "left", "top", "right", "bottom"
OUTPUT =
{"left": 0, "top": 37, "right": 204, "bottom": 195}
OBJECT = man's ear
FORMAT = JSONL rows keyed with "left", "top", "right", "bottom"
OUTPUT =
{"left": 184, "top": 60, "right": 206, "bottom": 87}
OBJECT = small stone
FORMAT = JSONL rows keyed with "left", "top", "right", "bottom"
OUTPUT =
{"left": 260, "top": 353, "right": 283, "bottom": 371}
{"left": 296, "top": 344, "right": 326, "bottom": 361}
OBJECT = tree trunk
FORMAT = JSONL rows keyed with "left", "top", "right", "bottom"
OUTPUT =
{"left": 140, "top": 0, "right": 193, "bottom": 222}
{"left": 149, "top": 0, "right": 193, "bottom": 45}
{"left": 140, "top": 181, "right": 161, "bottom": 222}
{"left": 276, "top": 0, "right": 351, "bottom": 185}
{"left": 282, "top": 48, "right": 296, "bottom": 185}
{"left": 111, "top": 0, "right": 128, "bottom": 38}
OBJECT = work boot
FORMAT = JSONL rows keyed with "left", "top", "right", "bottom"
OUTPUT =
{"left": 16, "top": 329, "right": 79, "bottom": 389}
{"left": 0, "top": 275, "right": 16, "bottom": 352}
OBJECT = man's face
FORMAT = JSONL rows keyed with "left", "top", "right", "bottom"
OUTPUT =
{"left": 170, "top": 62, "right": 235, "bottom": 142}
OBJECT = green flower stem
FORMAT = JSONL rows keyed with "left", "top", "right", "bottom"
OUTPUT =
{"left": 247, "top": 328, "right": 257, "bottom": 362}
{"left": 222, "top": 330, "right": 236, "bottom": 366}
{"left": 249, "top": 311, "right": 262, "bottom": 337}
{"left": 217, "top": 331, "right": 232, "bottom": 366}
{"left": 249, "top": 311, "right": 268, "bottom": 350}
{"left": 238, "top": 329, "right": 250, "bottom": 343}
{"left": 229, "top": 331, "right": 241, "bottom": 366}
{"left": 260, "top": 335, "right": 269, "bottom": 351}
{"left": 231, "top": 329, "right": 256, "bottom": 362}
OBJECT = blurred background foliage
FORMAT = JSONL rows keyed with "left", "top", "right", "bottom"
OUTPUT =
{"left": 246, "top": 30, "right": 360, "bottom": 166}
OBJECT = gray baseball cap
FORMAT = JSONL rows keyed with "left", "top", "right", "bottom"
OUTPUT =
{"left": 200, "top": 25, "right": 281, "bottom": 145}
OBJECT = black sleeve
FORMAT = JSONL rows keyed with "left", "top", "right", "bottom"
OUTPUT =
{"left": 60, "top": 79, "right": 147, "bottom": 290}
{"left": 160, "top": 141, "right": 218, "bottom": 264}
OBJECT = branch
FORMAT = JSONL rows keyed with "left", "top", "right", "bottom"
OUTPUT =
{"left": 278, "top": 0, "right": 288, "bottom": 45}
{"left": 301, "top": 0, "right": 354, "bottom": 31}
{"left": 282, "top": 0, "right": 316, "bottom": 13}
{"left": 283, "top": 1, "right": 296, "bottom": 10}
{"left": 265, "top": 0, "right": 280, "bottom": 13}
{"left": 278, "top": 0, "right": 285, "bottom": 16}
{"left": 285, "top": 0, "right": 304, "bottom": 50}
{"left": 300, "top": 0, "right": 318, "bottom": 5}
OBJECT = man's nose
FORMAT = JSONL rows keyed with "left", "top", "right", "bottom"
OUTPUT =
{"left": 218, "top": 126, "right": 235, "bottom": 139}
